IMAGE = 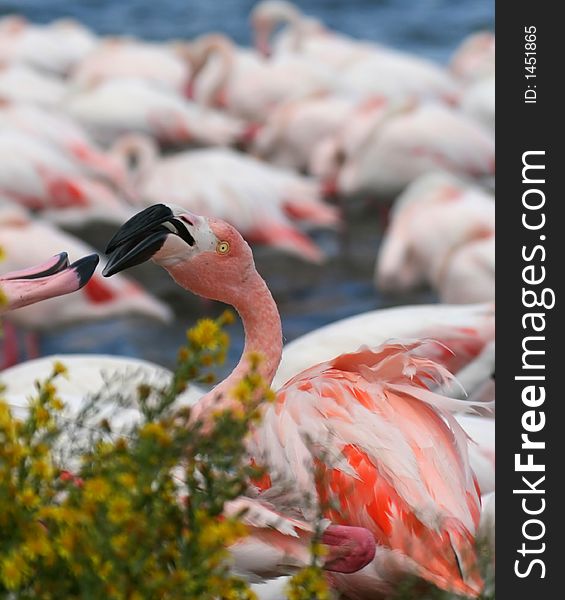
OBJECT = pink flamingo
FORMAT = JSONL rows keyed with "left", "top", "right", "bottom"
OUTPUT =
{"left": 187, "top": 33, "right": 338, "bottom": 123}
{"left": 0, "top": 101, "right": 128, "bottom": 191}
{"left": 449, "top": 32, "right": 495, "bottom": 86}
{"left": 0, "top": 62, "right": 67, "bottom": 107}
{"left": 0, "top": 15, "right": 97, "bottom": 75}
{"left": 0, "top": 129, "right": 133, "bottom": 226}
{"left": 70, "top": 38, "right": 194, "bottom": 96}
{"left": 103, "top": 204, "right": 485, "bottom": 598}
{"left": 0, "top": 202, "right": 170, "bottom": 334}
{"left": 112, "top": 135, "right": 338, "bottom": 262}
{"left": 251, "top": 0, "right": 386, "bottom": 72}
{"left": 0, "top": 251, "right": 98, "bottom": 314}
{"left": 376, "top": 172, "right": 495, "bottom": 303}
{"left": 249, "top": 95, "right": 357, "bottom": 171}
{"left": 273, "top": 302, "right": 494, "bottom": 390}
{"left": 1, "top": 354, "right": 376, "bottom": 585}
{"left": 316, "top": 103, "right": 495, "bottom": 200}
{"left": 251, "top": 1, "right": 459, "bottom": 104}
{"left": 63, "top": 78, "right": 246, "bottom": 147}
{"left": 461, "top": 76, "right": 495, "bottom": 133}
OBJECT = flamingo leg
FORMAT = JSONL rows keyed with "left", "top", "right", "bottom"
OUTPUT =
{"left": 24, "top": 331, "right": 41, "bottom": 361}
{"left": 1, "top": 320, "right": 22, "bottom": 370}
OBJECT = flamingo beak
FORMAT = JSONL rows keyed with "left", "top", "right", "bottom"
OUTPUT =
{"left": 0, "top": 253, "right": 99, "bottom": 313}
{"left": 103, "top": 204, "right": 195, "bottom": 277}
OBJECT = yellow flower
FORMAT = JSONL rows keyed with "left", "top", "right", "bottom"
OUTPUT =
{"left": 33, "top": 405, "right": 50, "bottom": 427}
{"left": 247, "top": 352, "right": 263, "bottom": 370}
{"left": 19, "top": 487, "right": 40, "bottom": 509}
{"left": 22, "top": 529, "right": 52, "bottom": 560}
{"left": 110, "top": 533, "right": 129, "bottom": 555}
{"left": 30, "top": 458, "right": 54, "bottom": 479}
{"left": 49, "top": 396, "right": 65, "bottom": 411}
{"left": 0, "top": 400, "right": 14, "bottom": 429}
{"left": 140, "top": 422, "right": 171, "bottom": 446}
{"left": 187, "top": 318, "right": 222, "bottom": 350}
{"left": 1, "top": 552, "right": 28, "bottom": 590}
{"left": 218, "top": 309, "right": 236, "bottom": 326}
{"left": 56, "top": 529, "right": 76, "bottom": 558}
{"left": 201, "top": 354, "right": 214, "bottom": 366}
{"left": 84, "top": 477, "right": 111, "bottom": 502}
{"left": 108, "top": 496, "right": 132, "bottom": 524}
{"left": 52, "top": 361, "right": 68, "bottom": 377}
{"left": 117, "top": 473, "right": 136, "bottom": 488}
{"left": 43, "top": 382, "right": 57, "bottom": 398}
{"left": 286, "top": 565, "right": 331, "bottom": 600}
{"left": 232, "top": 380, "right": 253, "bottom": 404}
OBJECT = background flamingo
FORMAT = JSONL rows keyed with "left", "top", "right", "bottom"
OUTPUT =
{"left": 375, "top": 172, "right": 495, "bottom": 302}
{"left": 63, "top": 78, "right": 246, "bottom": 147}
{"left": 0, "top": 252, "right": 98, "bottom": 313}
{"left": 113, "top": 135, "right": 338, "bottom": 262}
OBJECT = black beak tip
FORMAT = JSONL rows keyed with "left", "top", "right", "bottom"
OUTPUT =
{"left": 105, "top": 203, "right": 174, "bottom": 254}
{"left": 55, "top": 252, "right": 70, "bottom": 269}
{"left": 101, "top": 262, "right": 116, "bottom": 278}
{"left": 71, "top": 254, "right": 100, "bottom": 288}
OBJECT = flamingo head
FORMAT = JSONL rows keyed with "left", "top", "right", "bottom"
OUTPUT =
{"left": 103, "top": 204, "right": 256, "bottom": 304}
{"left": 251, "top": 0, "right": 301, "bottom": 57}
{"left": 0, "top": 252, "right": 99, "bottom": 313}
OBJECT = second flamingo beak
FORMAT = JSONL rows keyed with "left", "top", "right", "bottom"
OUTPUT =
{"left": 0, "top": 252, "right": 99, "bottom": 313}
{"left": 103, "top": 204, "right": 195, "bottom": 277}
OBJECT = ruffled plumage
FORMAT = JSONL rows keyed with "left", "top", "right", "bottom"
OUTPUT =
{"left": 252, "top": 339, "right": 484, "bottom": 596}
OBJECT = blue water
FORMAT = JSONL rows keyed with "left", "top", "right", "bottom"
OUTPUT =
{"left": 1, "top": 0, "right": 492, "bottom": 373}
{"left": 1, "top": 0, "right": 493, "bottom": 62}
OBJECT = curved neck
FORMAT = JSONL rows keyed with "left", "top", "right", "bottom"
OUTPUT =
{"left": 254, "top": 2, "right": 304, "bottom": 55}
{"left": 111, "top": 134, "right": 158, "bottom": 189}
{"left": 189, "top": 269, "right": 283, "bottom": 422}
{"left": 192, "top": 35, "right": 234, "bottom": 106}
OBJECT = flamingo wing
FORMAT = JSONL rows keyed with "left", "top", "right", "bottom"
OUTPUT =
{"left": 253, "top": 340, "right": 483, "bottom": 596}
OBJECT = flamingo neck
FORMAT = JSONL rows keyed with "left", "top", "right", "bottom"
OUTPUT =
{"left": 111, "top": 134, "right": 157, "bottom": 189}
{"left": 192, "top": 269, "right": 282, "bottom": 422}
{"left": 198, "top": 37, "right": 234, "bottom": 107}
{"left": 275, "top": 3, "right": 304, "bottom": 50}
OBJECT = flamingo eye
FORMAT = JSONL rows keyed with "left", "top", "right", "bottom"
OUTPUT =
{"left": 216, "top": 241, "right": 230, "bottom": 255}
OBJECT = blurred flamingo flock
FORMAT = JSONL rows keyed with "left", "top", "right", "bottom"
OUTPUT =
{"left": 0, "top": 1, "right": 495, "bottom": 598}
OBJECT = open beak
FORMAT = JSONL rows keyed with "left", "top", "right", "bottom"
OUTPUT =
{"left": 103, "top": 204, "right": 195, "bottom": 277}
{"left": 0, "top": 252, "right": 99, "bottom": 313}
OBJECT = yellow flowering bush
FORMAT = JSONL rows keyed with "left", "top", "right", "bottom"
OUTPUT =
{"left": 0, "top": 312, "right": 330, "bottom": 599}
